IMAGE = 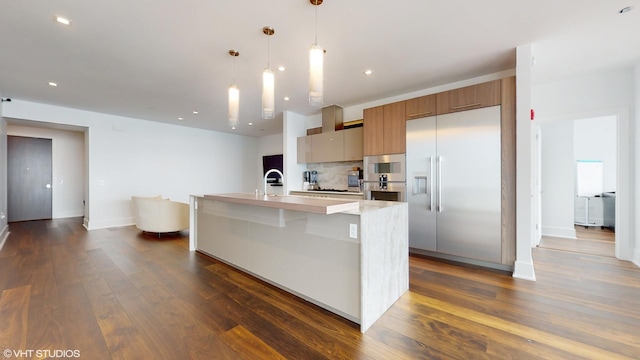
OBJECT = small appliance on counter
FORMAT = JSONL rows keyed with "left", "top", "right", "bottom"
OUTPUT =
{"left": 347, "top": 167, "right": 363, "bottom": 192}
{"left": 303, "top": 170, "right": 319, "bottom": 190}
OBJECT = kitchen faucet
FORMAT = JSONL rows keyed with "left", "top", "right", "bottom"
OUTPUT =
{"left": 263, "top": 169, "right": 284, "bottom": 196}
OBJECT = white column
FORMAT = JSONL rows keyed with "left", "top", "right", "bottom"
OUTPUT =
{"left": 513, "top": 44, "right": 536, "bottom": 281}
{"left": 634, "top": 64, "right": 640, "bottom": 267}
{"left": 0, "top": 98, "right": 8, "bottom": 248}
{"left": 282, "top": 111, "right": 308, "bottom": 194}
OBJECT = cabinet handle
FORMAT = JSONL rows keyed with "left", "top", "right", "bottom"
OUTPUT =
{"left": 429, "top": 157, "right": 435, "bottom": 211}
{"left": 437, "top": 156, "right": 443, "bottom": 212}
{"left": 451, "top": 103, "right": 481, "bottom": 110}
{"left": 407, "top": 111, "right": 433, "bottom": 119}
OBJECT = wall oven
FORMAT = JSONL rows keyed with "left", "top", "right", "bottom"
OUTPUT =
{"left": 363, "top": 154, "right": 406, "bottom": 202}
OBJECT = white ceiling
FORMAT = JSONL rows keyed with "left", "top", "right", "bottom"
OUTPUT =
{"left": 1, "top": 1, "right": 638, "bottom": 137}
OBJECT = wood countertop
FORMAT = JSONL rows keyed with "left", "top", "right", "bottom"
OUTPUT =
{"left": 202, "top": 193, "right": 360, "bottom": 215}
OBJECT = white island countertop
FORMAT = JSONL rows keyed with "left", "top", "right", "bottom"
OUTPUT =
{"left": 203, "top": 193, "right": 360, "bottom": 214}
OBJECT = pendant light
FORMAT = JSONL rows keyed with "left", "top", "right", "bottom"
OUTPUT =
{"left": 309, "top": 0, "right": 323, "bottom": 106}
{"left": 228, "top": 50, "right": 240, "bottom": 129}
{"left": 262, "top": 26, "right": 275, "bottom": 119}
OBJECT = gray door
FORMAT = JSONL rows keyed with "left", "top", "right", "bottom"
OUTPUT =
{"left": 436, "top": 106, "right": 502, "bottom": 263}
{"left": 406, "top": 116, "right": 437, "bottom": 251}
{"left": 8, "top": 136, "right": 53, "bottom": 222}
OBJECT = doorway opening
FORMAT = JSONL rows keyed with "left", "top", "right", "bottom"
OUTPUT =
{"left": 6, "top": 119, "right": 87, "bottom": 224}
{"left": 538, "top": 115, "right": 618, "bottom": 257}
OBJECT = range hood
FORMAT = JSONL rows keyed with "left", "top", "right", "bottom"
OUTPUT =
{"left": 321, "top": 105, "right": 344, "bottom": 133}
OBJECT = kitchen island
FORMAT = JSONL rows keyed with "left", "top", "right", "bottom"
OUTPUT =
{"left": 189, "top": 193, "right": 408, "bottom": 332}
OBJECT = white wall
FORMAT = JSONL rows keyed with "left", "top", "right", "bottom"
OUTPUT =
{"left": 532, "top": 67, "right": 635, "bottom": 261}
{"left": 540, "top": 121, "right": 576, "bottom": 238}
{"left": 7, "top": 124, "right": 85, "bottom": 219}
{"left": 283, "top": 111, "right": 308, "bottom": 193}
{"left": 257, "top": 131, "right": 284, "bottom": 195}
{"left": 574, "top": 116, "right": 617, "bottom": 192}
{"left": 2, "top": 100, "right": 259, "bottom": 230}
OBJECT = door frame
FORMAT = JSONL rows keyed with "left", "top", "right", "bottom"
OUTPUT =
{"left": 7, "top": 135, "right": 53, "bottom": 222}
{"left": 533, "top": 107, "right": 630, "bottom": 260}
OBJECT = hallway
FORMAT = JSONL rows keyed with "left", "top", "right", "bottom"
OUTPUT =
{"left": 539, "top": 226, "right": 615, "bottom": 257}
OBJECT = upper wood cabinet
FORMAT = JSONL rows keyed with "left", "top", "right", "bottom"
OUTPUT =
{"left": 363, "top": 101, "right": 405, "bottom": 155}
{"left": 363, "top": 106, "right": 384, "bottom": 155}
{"left": 436, "top": 80, "right": 501, "bottom": 115}
{"left": 405, "top": 94, "right": 436, "bottom": 120}
{"left": 383, "top": 101, "right": 406, "bottom": 154}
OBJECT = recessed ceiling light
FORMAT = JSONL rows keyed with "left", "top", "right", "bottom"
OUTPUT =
{"left": 192, "top": 111, "right": 198, "bottom": 115}
{"left": 248, "top": 122, "right": 253, "bottom": 126}
{"left": 178, "top": 117, "right": 184, "bottom": 121}
{"left": 284, "top": 96, "right": 290, "bottom": 101}
{"left": 54, "top": 16, "right": 71, "bottom": 26}
{"left": 278, "top": 66, "right": 286, "bottom": 71}
{"left": 231, "top": 126, "right": 236, "bottom": 130}
{"left": 48, "top": 82, "right": 58, "bottom": 87}
{"left": 364, "top": 70, "right": 373, "bottom": 75}
{"left": 619, "top": 6, "right": 634, "bottom": 14}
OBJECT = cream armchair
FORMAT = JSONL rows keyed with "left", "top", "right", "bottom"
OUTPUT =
{"left": 131, "top": 196, "right": 189, "bottom": 234}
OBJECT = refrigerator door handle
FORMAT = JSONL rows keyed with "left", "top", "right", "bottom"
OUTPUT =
{"left": 437, "top": 156, "right": 444, "bottom": 212}
{"left": 429, "top": 156, "right": 435, "bottom": 211}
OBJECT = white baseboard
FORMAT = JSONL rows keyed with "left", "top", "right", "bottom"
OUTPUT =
{"left": 513, "top": 260, "right": 536, "bottom": 281}
{"left": 84, "top": 217, "right": 135, "bottom": 230}
{"left": 541, "top": 226, "right": 577, "bottom": 239}
{"left": 54, "top": 209, "right": 85, "bottom": 219}
{"left": 0, "top": 224, "right": 9, "bottom": 251}
{"left": 633, "top": 249, "right": 640, "bottom": 269}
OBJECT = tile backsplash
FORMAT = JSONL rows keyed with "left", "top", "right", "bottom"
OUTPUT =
{"left": 307, "top": 161, "right": 363, "bottom": 190}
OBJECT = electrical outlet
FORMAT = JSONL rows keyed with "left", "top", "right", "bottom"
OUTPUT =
{"left": 349, "top": 223, "right": 358, "bottom": 239}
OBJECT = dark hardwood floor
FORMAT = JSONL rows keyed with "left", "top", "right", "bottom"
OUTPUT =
{"left": 1, "top": 218, "right": 639, "bottom": 359}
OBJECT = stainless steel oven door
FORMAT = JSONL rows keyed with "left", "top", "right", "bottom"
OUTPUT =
{"left": 365, "top": 182, "right": 405, "bottom": 202}
{"left": 363, "top": 154, "right": 406, "bottom": 183}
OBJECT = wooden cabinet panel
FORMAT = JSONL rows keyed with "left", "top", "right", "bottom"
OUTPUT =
{"left": 405, "top": 94, "right": 436, "bottom": 120}
{"left": 383, "top": 101, "right": 406, "bottom": 154}
{"left": 436, "top": 80, "right": 501, "bottom": 115}
{"left": 343, "top": 127, "right": 363, "bottom": 161}
{"left": 500, "top": 76, "right": 516, "bottom": 265}
{"left": 363, "top": 106, "right": 384, "bottom": 156}
{"left": 363, "top": 103, "right": 405, "bottom": 156}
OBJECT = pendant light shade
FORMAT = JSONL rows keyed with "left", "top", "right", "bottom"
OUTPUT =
{"left": 309, "top": 0, "right": 324, "bottom": 106}
{"left": 228, "top": 84, "right": 239, "bottom": 128}
{"left": 309, "top": 43, "right": 323, "bottom": 106}
{"left": 262, "top": 27, "right": 275, "bottom": 119}
{"left": 228, "top": 50, "right": 240, "bottom": 129}
{"left": 262, "top": 68, "right": 275, "bottom": 119}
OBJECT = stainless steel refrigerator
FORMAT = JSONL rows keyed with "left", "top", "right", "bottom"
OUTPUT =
{"left": 406, "top": 106, "right": 502, "bottom": 264}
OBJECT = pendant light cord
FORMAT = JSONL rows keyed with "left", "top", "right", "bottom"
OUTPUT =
{"left": 233, "top": 55, "right": 236, "bottom": 84}
{"left": 314, "top": 3, "right": 318, "bottom": 45}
